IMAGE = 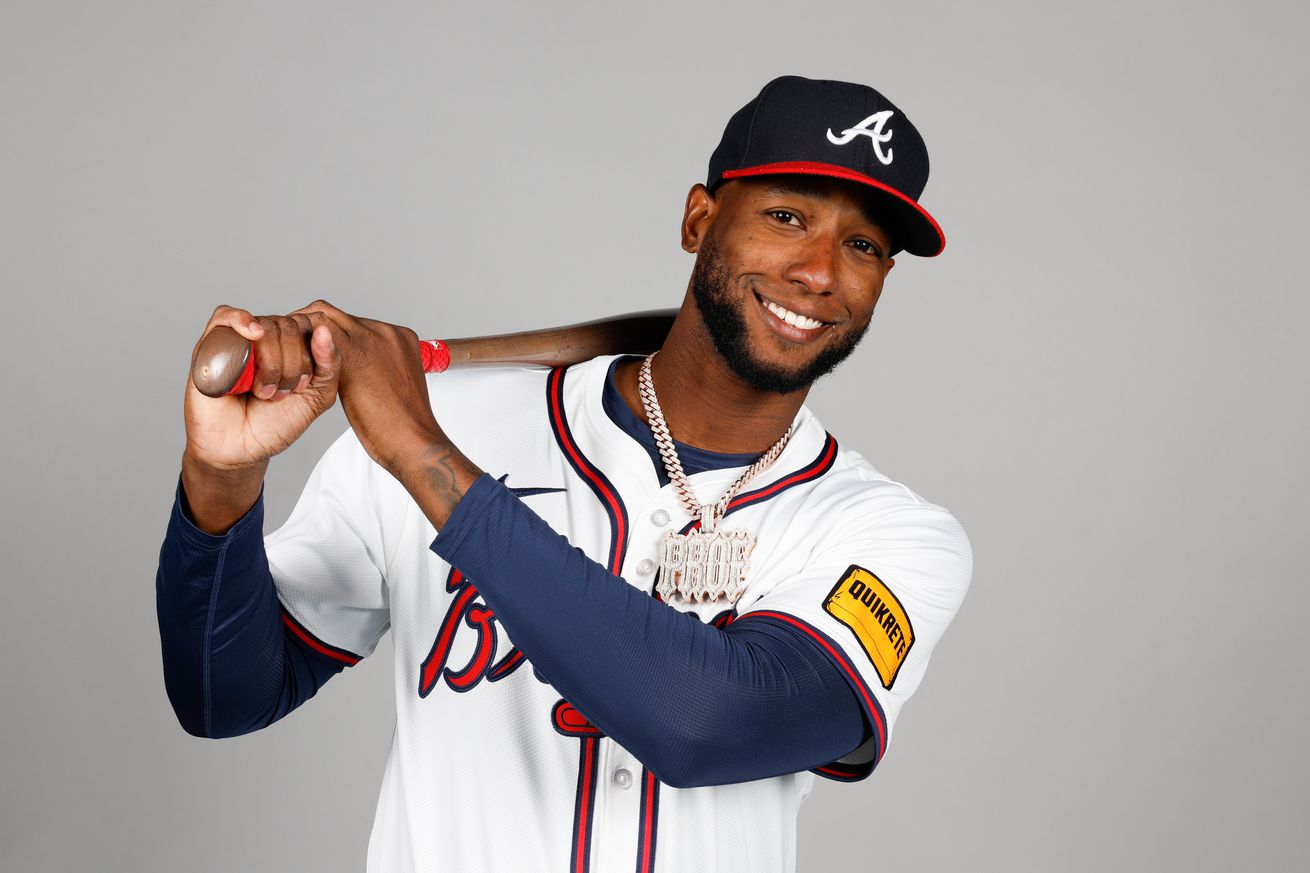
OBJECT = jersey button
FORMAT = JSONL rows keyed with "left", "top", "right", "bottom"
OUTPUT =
{"left": 636, "top": 558, "right": 655, "bottom": 576}
{"left": 613, "top": 768, "right": 633, "bottom": 789}
{"left": 651, "top": 509, "right": 671, "bottom": 526}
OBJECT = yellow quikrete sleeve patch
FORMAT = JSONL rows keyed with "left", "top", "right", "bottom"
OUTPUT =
{"left": 823, "top": 565, "right": 915, "bottom": 689}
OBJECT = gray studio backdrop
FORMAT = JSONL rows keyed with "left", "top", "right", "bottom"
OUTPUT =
{"left": 2, "top": 1, "right": 1306, "bottom": 871}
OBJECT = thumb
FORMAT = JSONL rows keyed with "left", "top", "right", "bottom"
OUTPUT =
{"left": 309, "top": 323, "right": 341, "bottom": 387}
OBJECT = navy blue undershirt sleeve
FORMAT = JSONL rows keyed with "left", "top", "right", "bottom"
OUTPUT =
{"left": 154, "top": 356, "right": 867, "bottom": 769}
{"left": 155, "top": 482, "right": 343, "bottom": 738}
{"left": 432, "top": 474, "right": 869, "bottom": 789}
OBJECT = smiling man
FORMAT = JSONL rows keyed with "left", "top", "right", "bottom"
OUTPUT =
{"left": 157, "top": 76, "right": 972, "bottom": 873}
{"left": 682, "top": 178, "right": 887, "bottom": 394}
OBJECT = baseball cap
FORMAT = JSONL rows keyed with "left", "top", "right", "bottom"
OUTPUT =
{"left": 707, "top": 76, "right": 944, "bottom": 257}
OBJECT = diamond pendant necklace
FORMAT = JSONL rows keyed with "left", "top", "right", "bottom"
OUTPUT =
{"left": 638, "top": 352, "right": 792, "bottom": 604}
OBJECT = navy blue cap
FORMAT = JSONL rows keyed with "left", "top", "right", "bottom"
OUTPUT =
{"left": 708, "top": 76, "right": 944, "bottom": 257}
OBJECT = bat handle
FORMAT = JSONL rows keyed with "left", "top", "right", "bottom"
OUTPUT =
{"left": 192, "top": 327, "right": 453, "bottom": 398}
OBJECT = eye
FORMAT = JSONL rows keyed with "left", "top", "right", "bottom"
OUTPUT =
{"left": 848, "top": 239, "right": 884, "bottom": 258}
{"left": 766, "top": 209, "right": 802, "bottom": 226}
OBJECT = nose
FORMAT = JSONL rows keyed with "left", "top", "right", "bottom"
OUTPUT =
{"left": 781, "top": 233, "right": 837, "bottom": 294}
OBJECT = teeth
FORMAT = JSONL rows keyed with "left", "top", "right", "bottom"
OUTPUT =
{"left": 765, "top": 300, "right": 825, "bottom": 330}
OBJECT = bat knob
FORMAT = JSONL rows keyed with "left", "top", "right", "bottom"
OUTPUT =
{"left": 192, "top": 326, "right": 253, "bottom": 397}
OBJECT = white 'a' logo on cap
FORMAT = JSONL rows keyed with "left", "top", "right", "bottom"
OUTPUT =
{"left": 826, "top": 110, "right": 895, "bottom": 165}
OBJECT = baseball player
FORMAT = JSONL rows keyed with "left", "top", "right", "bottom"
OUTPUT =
{"left": 157, "top": 76, "right": 972, "bottom": 873}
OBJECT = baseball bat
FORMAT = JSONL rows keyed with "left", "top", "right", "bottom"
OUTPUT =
{"left": 191, "top": 309, "right": 678, "bottom": 398}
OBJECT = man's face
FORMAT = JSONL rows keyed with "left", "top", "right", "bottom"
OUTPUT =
{"left": 685, "top": 176, "right": 896, "bottom": 395}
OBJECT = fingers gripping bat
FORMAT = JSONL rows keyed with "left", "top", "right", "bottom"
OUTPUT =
{"left": 191, "top": 310, "right": 678, "bottom": 398}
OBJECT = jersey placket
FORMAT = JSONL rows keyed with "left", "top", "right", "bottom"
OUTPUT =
{"left": 588, "top": 495, "right": 690, "bottom": 873}
{"left": 586, "top": 738, "right": 631, "bottom": 873}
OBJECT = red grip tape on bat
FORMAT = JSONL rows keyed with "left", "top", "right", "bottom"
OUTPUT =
{"left": 223, "top": 339, "right": 451, "bottom": 396}
{"left": 419, "top": 339, "right": 451, "bottom": 375}
{"left": 228, "top": 356, "right": 257, "bottom": 396}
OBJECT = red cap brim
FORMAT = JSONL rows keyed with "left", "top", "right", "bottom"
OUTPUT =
{"left": 721, "top": 161, "right": 945, "bottom": 257}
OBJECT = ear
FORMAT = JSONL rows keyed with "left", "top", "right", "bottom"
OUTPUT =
{"left": 681, "top": 184, "right": 717, "bottom": 253}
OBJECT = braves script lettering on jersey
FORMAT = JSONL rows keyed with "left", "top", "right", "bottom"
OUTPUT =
{"left": 263, "top": 355, "right": 971, "bottom": 873}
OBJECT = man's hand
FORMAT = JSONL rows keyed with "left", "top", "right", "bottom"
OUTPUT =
{"left": 298, "top": 300, "right": 483, "bottom": 529}
{"left": 180, "top": 299, "right": 481, "bottom": 534}
{"left": 185, "top": 305, "right": 342, "bottom": 470}
{"left": 281, "top": 300, "right": 439, "bottom": 472}
{"left": 181, "top": 304, "right": 341, "bottom": 533}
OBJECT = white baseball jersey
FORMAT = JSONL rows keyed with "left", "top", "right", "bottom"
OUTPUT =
{"left": 265, "top": 354, "right": 972, "bottom": 873}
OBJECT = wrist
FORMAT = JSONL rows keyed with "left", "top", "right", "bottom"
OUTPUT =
{"left": 180, "top": 450, "right": 268, "bottom": 535}
{"left": 391, "top": 438, "right": 483, "bottom": 530}
{"left": 182, "top": 444, "right": 271, "bottom": 480}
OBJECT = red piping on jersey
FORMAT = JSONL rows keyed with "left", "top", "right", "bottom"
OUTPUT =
{"left": 677, "top": 434, "right": 839, "bottom": 538}
{"left": 635, "top": 768, "right": 660, "bottom": 873}
{"left": 570, "top": 737, "right": 600, "bottom": 873}
{"left": 548, "top": 366, "right": 629, "bottom": 873}
{"left": 576, "top": 741, "right": 592, "bottom": 869}
{"left": 548, "top": 367, "right": 627, "bottom": 573}
{"left": 279, "top": 607, "right": 361, "bottom": 666}
{"left": 813, "top": 761, "right": 869, "bottom": 781}
{"left": 739, "top": 610, "right": 887, "bottom": 765}
{"left": 726, "top": 434, "right": 838, "bottom": 512}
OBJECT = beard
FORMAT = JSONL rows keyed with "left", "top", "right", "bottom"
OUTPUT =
{"left": 690, "top": 233, "right": 872, "bottom": 395}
